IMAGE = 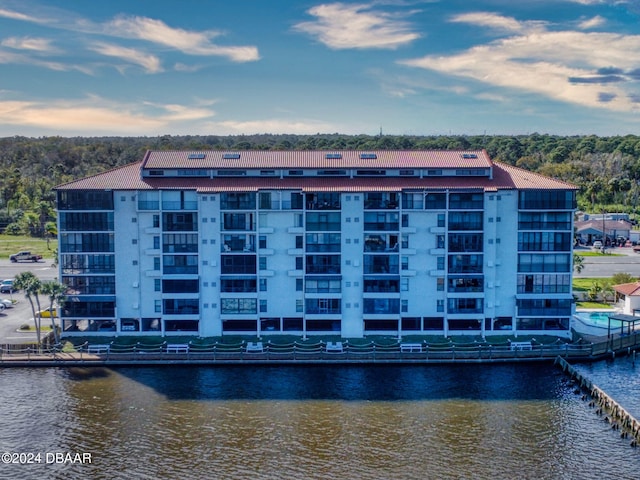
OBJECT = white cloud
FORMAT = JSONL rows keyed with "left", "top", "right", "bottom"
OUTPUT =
{"left": 0, "top": 96, "right": 217, "bottom": 134}
{"left": 213, "top": 118, "right": 337, "bottom": 135}
{"left": 0, "top": 5, "right": 260, "bottom": 67}
{"left": 106, "top": 15, "right": 259, "bottom": 62}
{"left": 578, "top": 15, "right": 606, "bottom": 29}
{"left": 294, "top": 2, "right": 420, "bottom": 50}
{"left": 450, "top": 12, "right": 529, "bottom": 33}
{"left": 400, "top": 14, "right": 640, "bottom": 112}
{"left": 1, "top": 36, "right": 56, "bottom": 52}
{"left": 89, "top": 42, "right": 162, "bottom": 73}
{"left": 0, "top": 7, "right": 47, "bottom": 23}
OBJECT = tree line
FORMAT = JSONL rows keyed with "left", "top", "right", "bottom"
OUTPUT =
{"left": 3, "top": 133, "right": 640, "bottom": 237}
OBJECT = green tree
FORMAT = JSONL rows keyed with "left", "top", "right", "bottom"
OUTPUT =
{"left": 13, "top": 272, "right": 43, "bottom": 349}
{"left": 573, "top": 253, "right": 584, "bottom": 274}
{"left": 610, "top": 272, "right": 637, "bottom": 286}
{"left": 40, "top": 280, "right": 66, "bottom": 345}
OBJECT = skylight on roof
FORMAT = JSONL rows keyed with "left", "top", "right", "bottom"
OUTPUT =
{"left": 188, "top": 153, "right": 206, "bottom": 159}
{"left": 461, "top": 153, "right": 478, "bottom": 159}
{"left": 325, "top": 153, "right": 342, "bottom": 159}
{"left": 359, "top": 153, "right": 377, "bottom": 160}
{"left": 223, "top": 153, "right": 241, "bottom": 159}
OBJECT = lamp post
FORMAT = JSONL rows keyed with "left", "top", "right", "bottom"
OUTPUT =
{"left": 602, "top": 209, "right": 606, "bottom": 248}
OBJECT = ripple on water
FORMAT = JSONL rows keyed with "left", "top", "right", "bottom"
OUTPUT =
{"left": 1, "top": 364, "right": 639, "bottom": 479}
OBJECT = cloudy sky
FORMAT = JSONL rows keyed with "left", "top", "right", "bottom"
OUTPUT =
{"left": 0, "top": 0, "right": 639, "bottom": 137}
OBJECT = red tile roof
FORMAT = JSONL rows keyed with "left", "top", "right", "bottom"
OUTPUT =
{"left": 141, "top": 149, "right": 494, "bottom": 170}
{"left": 613, "top": 282, "right": 640, "bottom": 296}
{"left": 55, "top": 150, "right": 578, "bottom": 192}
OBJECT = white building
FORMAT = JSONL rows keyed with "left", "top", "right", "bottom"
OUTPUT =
{"left": 55, "top": 150, "right": 577, "bottom": 339}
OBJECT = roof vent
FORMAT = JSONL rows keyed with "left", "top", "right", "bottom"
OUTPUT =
{"left": 462, "top": 153, "right": 478, "bottom": 159}
{"left": 223, "top": 153, "right": 241, "bottom": 159}
{"left": 325, "top": 153, "right": 342, "bottom": 159}
{"left": 188, "top": 153, "right": 206, "bottom": 159}
{"left": 359, "top": 153, "right": 377, "bottom": 160}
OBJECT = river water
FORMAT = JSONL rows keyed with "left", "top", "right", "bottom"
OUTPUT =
{"left": 1, "top": 361, "right": 639, "bottom": 480}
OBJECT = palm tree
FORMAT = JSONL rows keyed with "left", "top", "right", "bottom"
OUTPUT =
{"left": 14, "top": 272, "right": 43, "bottom": 349}
{"left": 40, "top": 281, "right": 66, "bottom": 345}
{"left": 573, "top": 253, "right": 584, "bottom": 274}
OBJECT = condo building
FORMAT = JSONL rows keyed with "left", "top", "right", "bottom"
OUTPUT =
{"left": 55, "top": 150, "right": 576, "bottom": 339}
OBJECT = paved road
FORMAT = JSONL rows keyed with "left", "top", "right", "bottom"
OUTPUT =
{"left": 574, "top": 246, "right": 640, "bottom": 277}
{"left": 0, "top": 260, "right": 58, "bottom": 345}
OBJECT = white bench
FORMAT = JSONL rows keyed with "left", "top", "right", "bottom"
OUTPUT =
{"left": 401, "top": 343, "right": 422, "bottom": 353}
{"left": 246, "top": 342, "right": 264, "bottom": 353}
{"left": 166, "top": 343, "right": 190, "bottom": 353}
{"left": 325, "top": 341, "right": 343, "bottom": 353}
{"left": 87, "top": 344, "right": 110, "bottom": 354}
{"left": 510, "top": 341, "right": 532, "bottom": 351}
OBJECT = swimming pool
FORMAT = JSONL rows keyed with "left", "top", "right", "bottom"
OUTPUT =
{"left": 573, "top": 310, "right": 623, "bottom": 329}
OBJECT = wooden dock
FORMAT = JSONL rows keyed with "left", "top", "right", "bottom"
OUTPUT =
{"left": 555, "top": 356, "right": 640, "bottom": 447}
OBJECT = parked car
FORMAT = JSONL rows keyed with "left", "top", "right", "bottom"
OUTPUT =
{"left": 0, "top": 299, "right": 14, "bottom": 309}
{"left": 592, "top": 240, "right": 603, "bottom": 250}
{"left": 0, "top": 279, "right": 15, "bottom": 293}
{"left": 37, "top": 308, "right": 57, "bottom": 318}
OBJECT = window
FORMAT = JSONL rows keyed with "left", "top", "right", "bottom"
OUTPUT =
{"left": 260, "top": 299, "right": 267, "bottom": 313}
{"left": 519, "top": 190, "right": 576, "bottom": 210}
{"left": 401, "top": 277, "right": 409, "bottom": 291}
{"left": 436, "top": 235, "right": 445, "bottom": 249}
{"left": 153, "top": 236, "right": 160, "bottom": 249}
{"left": 448, "top": 212, "right": 482, "bottom": 230}
{"left": 448, "top": 254, "right": 483, "bottom": 274}
{"left": 221, "top": 255, "right": 256, "bottom": 274}
{"left": 259, "top": 257, "right": 267, "bottom": 271}
{"left": 401, "top": 300, "right": 408, "bottom": 313}
{"left": 153, "top": 257, "right": 160, "bottom": 271}
{"left": 295, "top": 257, "right": 303, "bottom": 270}
{"left": 517, "top": 254, "right": 571, "bottom": 273}
{"left": 163, "top": 279, "right": 199, "bottom": 293}
{"left": 154, "top": 279, "right": 161, "bottom": 292}
{"left": 448, "top": 276, "right": 484, "bottom": 293}
{"left": 296, "top": 278, "right": 303, "bottom": 291}
{"left": 306, "top": 298, "right": 341, "bottom": 314}
{"left": 437, "top": 256, "right": 445, "bottom": 270}
{"left": 220, "top": 279, "right": 256, "bottom": 293}
{"left": 154, "top": 300, "right": 162, "bottom": 313}
{"left": 448, "top": 192, "right": 484, "bottom": 210}
{"left": 306, "top": 255, "right": 341, "bottom": 274}
{"left": 295, "top": 236, "right": 303, "bottom": 249}
{"left": 153, "top": 215, "right": 160, "bottom": 228}
{"left": 221, "top": 298, "right": 257, "bottom": 314}
{"left": 448, "top": 234, "right": 483, "bottom": 252}
{"left": 305, "top": 278, "right": 341, "bottom": 293}
{"left": 437, "top": 277, "right": 444, "bottom": 291}
{"left": 436, "top": 300, "right": 444, "bottom": 312}
{"left": 306, "top": 233, "right": 341, "bottom": 252}
{"left": 437, "top": 214, "right": 445, "bottom": 228}
{"left": 401, "top": 257, "right": 409, "bottom": 270}
{"left": 425, "top": 193, "right": 446, "bottom": 209}
{"left": 259, "top": 278, "right": 267, "bottom": 291}
{"left": 259, "top": 235, "right": 267, "bottom": 249}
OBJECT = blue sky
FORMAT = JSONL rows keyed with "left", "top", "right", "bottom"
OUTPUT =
{"left": 0, "top": 0, "right": 639, "bottom": 137}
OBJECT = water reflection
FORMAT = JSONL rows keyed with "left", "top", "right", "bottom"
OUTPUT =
{"left": 108, "top": 364, "right": 563, "bottom": 401}
{"left": 0, "top": 364, "right": 639, "bottom": 480}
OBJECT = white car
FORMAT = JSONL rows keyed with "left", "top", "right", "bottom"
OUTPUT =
{"left": 592, "top": 240, "right": 603, "bottom": 250}
{"left": 0, "top": 299, "right": 13, "bottom": 309}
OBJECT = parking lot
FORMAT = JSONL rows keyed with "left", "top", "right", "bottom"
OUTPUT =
{"left": 0, "top": 259, "right": 58, "bottom": 345}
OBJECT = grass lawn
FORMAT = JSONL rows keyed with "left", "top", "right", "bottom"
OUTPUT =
{"left": 576, "top": 301, "right": 613, "bottom": 309}
{"left": 573, "top": 277, "right": 601, "bottom": 292}
{"left": 0, "top": 235, "right": 56, "bottom": 260}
